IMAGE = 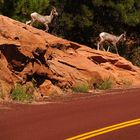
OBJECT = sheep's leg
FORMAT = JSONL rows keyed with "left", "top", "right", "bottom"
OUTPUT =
{"left": 114, "top": 45, "right": 119, "bottom": 55}
{"left": 101, "top": 45, "right": 105, "bottom": 51}
{"left": 26, "top": 19, "right": 34, "bottom": 26}
{"left": 99, "top": 37, "right": 105, "bottom": 51}
{"left": 26, "top": 20, "right": 31, "bottom": 25}
{"left": 28, "top": 16, "right": 36, "bottom": 26}
{"left": 97, "top": 39, "right": 103, "bottom": 50}
{"left": 107, "top": 46, "right": 110, "bottom": 52}
{"left": 44, "top": 23, "right": 49, "bottom": 32}
{"left": 97, "top": 41, "right": 100, "bottom": 50}
{"left": 98, "top": 41, "right": 105, "bottom": 51}
{"left": 30, "top": 19, "right": 35, "bottom": 26}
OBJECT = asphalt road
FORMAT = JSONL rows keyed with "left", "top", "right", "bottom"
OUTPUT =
{"left": 0, "top": 88, "right": 140, "bottom": 140}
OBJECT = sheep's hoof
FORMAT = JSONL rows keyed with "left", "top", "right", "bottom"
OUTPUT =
{"left": 44, "top": 30, "right": 48, "bottom": 32}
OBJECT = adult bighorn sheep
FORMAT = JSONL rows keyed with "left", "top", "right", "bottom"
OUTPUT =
{"left": 26, "top": 7, "right": 58, "bottom": 32}
{"left": 97, "top": 32, "right": 126, "bottom": 54}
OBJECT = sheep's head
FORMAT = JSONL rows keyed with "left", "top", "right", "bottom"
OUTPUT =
{"left": 52, "top": 7, "right": 58, "bottom": 16}
{"left": 122, "top": 32, "right": 127, "bottom": 41}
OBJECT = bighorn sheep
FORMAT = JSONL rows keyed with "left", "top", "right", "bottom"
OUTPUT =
{"left": 97, "top": 32, "right": 126, "bottom": 54}
{"left": 26, "top": 7, "right": 58, "bottom": 32}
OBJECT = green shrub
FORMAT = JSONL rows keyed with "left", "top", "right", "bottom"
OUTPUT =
{"left": 0, "top": 84, "right": 5, "bottom": 99}
{"left": 0, "top": 92, "right": 5, "bottom": 99}
{"left": 129, "top": 46, "right": 140, "bottom": 67}
{"left": 11, "top": 84, "right": 33, "bottom": 102}
{"left": 72, "top": 82, "right": 90, "bottom": 93}
{"left": 96, "top": 78, "right": 113, "bottom": 90}
{"left": 121, "top": 78, "right": 132, "bottom": 88}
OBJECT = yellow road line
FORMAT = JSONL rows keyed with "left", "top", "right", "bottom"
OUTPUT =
{"left": 66, "top": 118, "right": 140, "bottom": 140}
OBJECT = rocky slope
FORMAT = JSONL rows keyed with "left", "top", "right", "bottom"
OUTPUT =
{"left": 0, "top": 15, "right": 140, "bottom": 100}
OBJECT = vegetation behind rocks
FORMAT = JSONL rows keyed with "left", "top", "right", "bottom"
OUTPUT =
{"left": 1, "top": 0, "right": 140, "bottom": 66}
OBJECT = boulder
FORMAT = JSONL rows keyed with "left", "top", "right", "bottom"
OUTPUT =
{"left": 39, "top": 80, "right": 63, "bottom": 97}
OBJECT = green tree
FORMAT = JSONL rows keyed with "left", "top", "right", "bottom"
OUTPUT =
{"left": 1, "top": 0, "right": 50, "bottom": 21}
{"left": 0, "top": 0, "right": 4, "bottom": 14}
{"left": 1, "top": 0, "right": 140, "bottom": 66}
{"left": 53, "top": 1, "right": 94, "bottom": 45}
{"left": 129, "top": 46, "right": 140, "bottom": 67}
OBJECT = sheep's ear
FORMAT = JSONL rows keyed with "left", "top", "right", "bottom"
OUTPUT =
{"left": 124, "top": 31, "right": 126, "bottom": 35}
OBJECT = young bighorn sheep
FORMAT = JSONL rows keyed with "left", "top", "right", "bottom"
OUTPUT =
{"left": 26, "top": 7, "right": 58, "bottom": 32}
{"left": 97, "top": 32, "right": 126, "bottom": 54}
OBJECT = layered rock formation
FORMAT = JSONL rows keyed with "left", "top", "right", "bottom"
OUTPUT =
{"left": 0, "top": 15, "right": 140, "bottom": 99}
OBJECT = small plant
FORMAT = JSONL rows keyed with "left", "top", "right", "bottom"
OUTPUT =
{"left": 121, "top": 78, "right": 132, "bottom": 88}
{"left": 11, "top": 83, "right": 33, "bottom": 102}
{"left": 72, "top": 82, "right": 90, "bottom": 93}
{"left": 0, "top": 92, "right": 5, "bottom": 99}
{"left": 96, "top": 78, "right": 113, "bottom": 90}
{"left": 0, "top": 83, "right": 5, "bottom": 99}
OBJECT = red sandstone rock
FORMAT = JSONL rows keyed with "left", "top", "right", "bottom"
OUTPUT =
{"left": 0, "top": 15, "right": 140, "bottom": 98}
